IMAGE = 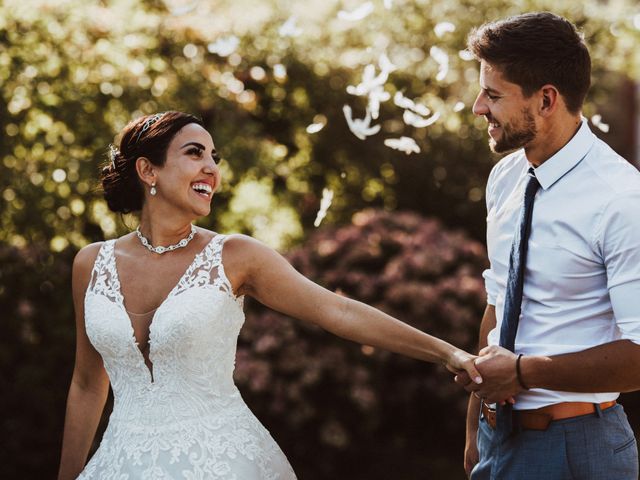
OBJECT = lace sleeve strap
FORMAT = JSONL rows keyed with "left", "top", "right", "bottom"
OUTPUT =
{"left": 86, "top": 240, "right": 121, "bottom": 303}
{"left": 208, "top": 234, "right": 243, "bottom": 304}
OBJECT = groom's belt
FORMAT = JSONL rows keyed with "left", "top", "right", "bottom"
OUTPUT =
{"left": 482, "top": 400, "right": 617, "bottom": 431}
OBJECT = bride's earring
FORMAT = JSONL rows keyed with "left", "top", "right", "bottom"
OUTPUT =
{"left": 150, "top": 181, "right": 157, "bottom": 196}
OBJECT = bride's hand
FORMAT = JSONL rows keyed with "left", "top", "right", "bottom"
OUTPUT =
{"left": 446, "top": 349, "right": 483, "bottom": 385}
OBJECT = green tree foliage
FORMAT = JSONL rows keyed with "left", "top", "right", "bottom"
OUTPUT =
{"left": 1, "top": 0, "right": 639, "bottom": 478}
{"left": 1, "top": 0, "right": 638, "bottom": 249}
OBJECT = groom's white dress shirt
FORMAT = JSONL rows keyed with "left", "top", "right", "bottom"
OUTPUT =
{"left": 483, "top": 119, "right": 640, "bottom": 410}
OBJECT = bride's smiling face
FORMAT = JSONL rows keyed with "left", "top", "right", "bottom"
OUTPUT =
{"left": 153, "top": 123, "right": 221, "bottom": 218}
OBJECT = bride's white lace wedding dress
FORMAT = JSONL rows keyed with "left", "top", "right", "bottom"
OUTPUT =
{"left": 78, "top": 234, "right": 297, "bottom": 479}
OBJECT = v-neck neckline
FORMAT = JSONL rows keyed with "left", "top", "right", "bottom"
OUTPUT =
{"left": 109, "top": 233, "right": 220, "bottom": 383}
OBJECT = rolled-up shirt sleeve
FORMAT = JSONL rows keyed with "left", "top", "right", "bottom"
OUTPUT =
{"left": 483, "top": 268, "right": 498, "bottom": 306}
{"left": 599, "top": 192, "right": 640, "bottom": 345}
{"left": 483, "top": 164, "right": 501, "bottom": 306}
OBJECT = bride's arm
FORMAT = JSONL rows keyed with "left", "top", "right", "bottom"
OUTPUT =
{"left": 58, "top": 244, "right": 110, "bottom": 480}
{"left": 224, "top": 235, "right": 482, "bottom": 380}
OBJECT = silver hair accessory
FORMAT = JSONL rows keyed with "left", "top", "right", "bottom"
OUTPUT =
{"left": 135, "top": 224, "right": 197, "bottom": 254}
{"left": 136, "top": 112, "right": 165, "bottom": 143}
{"left": 109, "top": 144, "right": 119, "bottom": 169}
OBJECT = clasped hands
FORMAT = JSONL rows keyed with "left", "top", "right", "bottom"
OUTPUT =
{"left": 454, "top": 346, "right": 525, "bottom": 405}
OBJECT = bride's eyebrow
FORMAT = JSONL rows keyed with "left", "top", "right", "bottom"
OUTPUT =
{"left": 180, "top": 141, "right": 206, "bottom": 150}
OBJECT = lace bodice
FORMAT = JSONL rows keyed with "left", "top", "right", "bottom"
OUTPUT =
{"left": 79, "top": 234, "right": 297, "bottom": 479}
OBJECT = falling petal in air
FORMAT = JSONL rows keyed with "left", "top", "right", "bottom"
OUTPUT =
{"left": 378, "top": 53, "right": 397, "bottom": 74}
{"left": 453, "top": 101, "right": 465, "bottom": 112}
{"left": 347, "top": 64, "right": 389, "bottom": 96}
{"left": 368, "top": 86, "right": 391, "bottom": 120}
{"left": 384, "top": 136, "right": 421, "bottom": 155}
{"left": 343, "top": 105, "right": 382, "bottom": 140}
{"left": 434, "top": 22, "right": 456, "bottom": 38}
{"left": 383, "top": 0, "right": 393, "bottom": 9}
{"left": 430, "top": 46, "right": 449, "bottom": 82}
{"left": 403, "top": 110, "right": 441, "bottom": 128}
{"left": 207, "top": 36, "right": 240, "bottom": 57}
{"left": 338, "top": 2, "right": 375, "bottom": 22}
{"left": 279, "top": 16, "right": 303, "bottom": 37}
{"left": 591, "top": 114, "right": 610, "bottom": 133}
{"left": 314, "top": 188, "right": 334, "bottom": 227}
{"left": 393, "top": 92, "right": 431, "bottom": 116}
{"left": 306, "top": 122, "right": 326, "bottom": 134}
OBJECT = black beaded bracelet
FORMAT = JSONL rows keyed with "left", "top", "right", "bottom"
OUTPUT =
{"left": 516, "top": 353, "right": 530, "bottom": 390}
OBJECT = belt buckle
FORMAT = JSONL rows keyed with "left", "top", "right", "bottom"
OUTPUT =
{"left": 482, "top": 402, "right": 497, "bottom": 429}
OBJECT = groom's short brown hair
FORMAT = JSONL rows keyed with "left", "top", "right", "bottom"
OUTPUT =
{"left": 467, "top": 12, "right": 591, "bottom": 114}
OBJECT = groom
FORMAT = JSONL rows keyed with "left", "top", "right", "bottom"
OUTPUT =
{"left": 456, "top": 12, "right": 640, "bottom": 480}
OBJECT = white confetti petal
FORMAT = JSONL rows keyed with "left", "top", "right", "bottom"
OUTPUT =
{"left": 393, "top": 92, "right": 431, "bottom": 116}
{"left": 279, "top": 16, "right": 303, "bottom": 37}
{"left": 383, "top": 0, "right": 393, "bottom": 9}
{"left": 347, "top": 63, "right": 389, "bottom": 97}
{"left": 384, "top": 136, "right": 421, "bottom": 154}
{"left": 393, "top": 91, "right": 414, "bottom": 110}
{"left": 591, "top": 114, "right": 610, "bottom": 133}
{"left": 306, "top": 122, "right": 325, "bottom": 134}
{"left": 378, "top": 53, "right": 396, "bottom": 74}
{"left": 338, "top": 2, "right": 374, "bottom": 21}
{"left": 430, "top": 46, "right": 449, "bottom": 81}
{"left": 368, "top": 86, "right": 391, "bottom": 120}
{"left": 343, "top": 105, "right": 381, "bottom": 140}
{"left": 634, "top": 13, "right": 640, "bottom": 30}
{"left": 434, "top": 21, "right": 456, "bottom": 38}
{"left": 453, "top": 101, "right": 465, "bottom": 112}
{"left": 207, "top": 36, "right": 239, "bottom": 57}
{"left": 314, "top": 188, "right": 334, "bottom": 227}
{"left": 403, "top": 110, "right": 441, "bottom": 128}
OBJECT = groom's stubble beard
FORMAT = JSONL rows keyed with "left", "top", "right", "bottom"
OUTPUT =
{"left": 489, "top": 107, "right": 537, "bottom": 154}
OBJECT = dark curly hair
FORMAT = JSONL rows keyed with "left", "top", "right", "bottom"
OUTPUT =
{"left": 467, "top": 12, "right": 591, "bottom": 114}
{"left": 100, "top": 111, "right": 204, "bottom": 213}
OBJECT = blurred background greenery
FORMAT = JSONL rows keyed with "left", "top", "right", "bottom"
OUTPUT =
{"left": 1, "top": 0, "right": 639, "bottom": 478}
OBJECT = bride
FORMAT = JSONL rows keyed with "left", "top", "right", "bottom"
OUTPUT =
{"left": 57, "top": 111, "right": 482, "bottom": 479}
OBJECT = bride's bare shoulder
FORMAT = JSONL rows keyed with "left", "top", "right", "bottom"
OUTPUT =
{"left": 218, "top": 234, "right": 280, "bottom": 289}
{"left": 73, "top": 242, "right": 104, "bottom": 270}
{"left": 221, "top": 233, "right": 274, "bottom": 260}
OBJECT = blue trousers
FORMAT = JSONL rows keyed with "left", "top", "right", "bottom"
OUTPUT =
{"left": 471, "top": 404, "right": 638, "bottom": 480}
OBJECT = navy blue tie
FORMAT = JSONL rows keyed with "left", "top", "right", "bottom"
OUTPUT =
{"left": 495, "top": 167, "right": 540, "bottom": 440}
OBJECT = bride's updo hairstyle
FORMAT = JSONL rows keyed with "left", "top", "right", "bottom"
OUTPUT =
{"left": 101, "top": 111, "right": 204, "bottom": 213}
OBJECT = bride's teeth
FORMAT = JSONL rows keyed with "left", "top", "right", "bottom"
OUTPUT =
{"left": 191, "top": 183, "right": 212, "bottom": 195}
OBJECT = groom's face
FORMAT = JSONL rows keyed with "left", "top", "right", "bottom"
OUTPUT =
{"left": 472, "top": 61, "right": 538, "bottom": 154}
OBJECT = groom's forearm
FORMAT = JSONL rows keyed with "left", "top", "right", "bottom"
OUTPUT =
{"left": 521, "top": 339, "right": 640, "bottom": 393}
{"left": 464, "top": 304, "right": 495, "bottom": 425}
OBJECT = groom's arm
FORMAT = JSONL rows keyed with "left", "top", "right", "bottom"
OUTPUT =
{"left": 465, "top": 340, "right": 640, "bottom": 403}
{"left": 463, "top": 304, "right": 496, "bottom": 477}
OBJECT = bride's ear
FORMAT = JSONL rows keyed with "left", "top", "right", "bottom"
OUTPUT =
{"left": 135, "top": 157, "right": 156, "bottom": 188}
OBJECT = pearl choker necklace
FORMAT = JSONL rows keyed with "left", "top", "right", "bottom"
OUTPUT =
{"left": 135, "top": 225, "right": 197, "bottom": 254}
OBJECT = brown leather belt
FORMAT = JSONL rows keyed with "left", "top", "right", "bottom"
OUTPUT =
{"left": 482, "top": 400, "right": 617, "bottom": 431}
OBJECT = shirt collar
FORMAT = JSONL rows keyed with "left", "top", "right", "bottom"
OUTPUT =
{"left": 531, "top": 118, "right": 595, "bottom": 190}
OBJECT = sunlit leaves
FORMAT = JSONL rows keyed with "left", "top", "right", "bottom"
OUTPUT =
{"left": 0, "top": 0, "right": 638, "bottom": 253}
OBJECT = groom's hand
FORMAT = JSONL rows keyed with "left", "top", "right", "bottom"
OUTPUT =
{"left": 461, "top": 346, "right": 524, "bottom": 403}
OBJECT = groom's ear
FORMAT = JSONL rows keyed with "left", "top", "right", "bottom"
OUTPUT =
{"left": 537, "top": 85, "right": 560, "bottom": 117}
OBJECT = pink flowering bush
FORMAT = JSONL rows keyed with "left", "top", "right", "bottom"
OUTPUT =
{"left": 236, "top": 209, "right": 489, "bottom": 479}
